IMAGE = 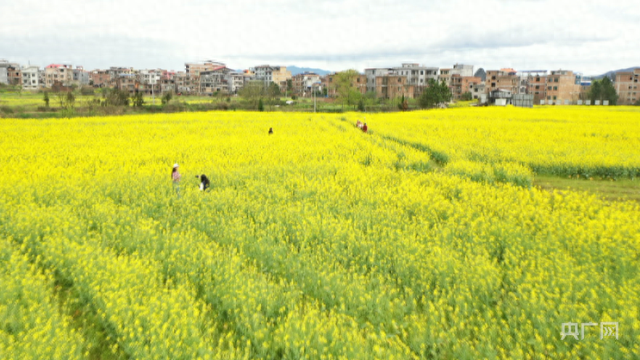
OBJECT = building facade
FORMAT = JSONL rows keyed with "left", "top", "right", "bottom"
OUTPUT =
{"left": 199, "top": 66, "right": 232, "bottom": 95}
{"left": 519, "top": 71, "right": 548, "bottom": 104}
{"left": 545, "top": 70, "right": 579, "bottom": 104}
{"left": 72, "top": 66, "right": 90, "bottom": 86}
{"left": 21, "top": 65, "right": 40, "bottom": 90}
{"left": 322, "top": 73, "right": 367, "bottom": 97}
{"left": 485, "top": 70, "right": 519, "bottom": 95}
{"left": 44, "top": 64, "right": 73, "bottom": 88}
{"left": 252, "top": 65, "right": 292, "bottom": 88}
{"left": 185, "top": 61, "right": 225, "bottom": 76}
{"left": 615, "top": 68, "right": 640, "bottom": 105}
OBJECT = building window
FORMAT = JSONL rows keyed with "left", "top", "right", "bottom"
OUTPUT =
{"left": 548, "top": 86, "right": 552, "bottom": 90}
{"left": 553, "top": 86, "right": 558, "bottom": 90}
{"left": 553, "top": 96, "right": 557, "bottom": 100}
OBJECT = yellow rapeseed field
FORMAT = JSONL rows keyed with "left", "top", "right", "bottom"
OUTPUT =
{"left": 1, "top": 107, "right": 639, "bottom": 359}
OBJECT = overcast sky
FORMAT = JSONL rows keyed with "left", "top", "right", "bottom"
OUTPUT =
{"left": 1, "top": 0, "right": 638, "bottom": 75}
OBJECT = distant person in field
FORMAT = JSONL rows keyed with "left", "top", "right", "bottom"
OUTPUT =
{"left": 172, "top": 163, "right": 181, "bottom": 197}
{"left": 362, "top": 123, "right": 368, "bottom": 133}
{"left": 196, "top": 174, "right": 210, "bottom": 192}
{"left": 269, "top": 127, "right": 273, "bottom": 135}
{"left": 356, "top": 120, "right": 362, "bottom": 128}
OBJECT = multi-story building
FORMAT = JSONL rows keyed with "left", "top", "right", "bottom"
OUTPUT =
{"left": 453, "top": 64, "right": 474, "bottom": 77}
{"left": 90, "top": 70, "right": 110, "bottom": 87}
{"left": 174, "top": 71, "right": 198, "bottom": 94}
{"left": 519, "top": 70, "right": 548, "bottom": 104}
{"left": 241, "top": 70, "right": 255, "bottom": 88}
{"left": 469, "top": 82, "right": 485, "bottom": 101}
{"left": 135, "top": 69, "right": 162, "bottom": 95}
{"left": 365, "top": 64, "right": 436, "bottom": 98}
{"left": 439, "top": 64, "right": 474, "bottom": 88}
{"left": 225, "top": 72, "right": 245, "bottom": 94}
{"left": 0, "top": 59, "right": 11, "bottom": 85}
{"left": 107, "top": 67, "right": 133, "bottom": 82}
{"left": 322, "top": 72, "right": 367, "bottom": 97}
{"left": 365, "top": 68, "right": 393, "bottom": 93}
{"left": 113, "top": 74, "right": 137, "bottom": 93}
{"left": 199, "top": 65, "right": 232, "bottom": 95}
{"left": 5, "top": 63, "right": 22, "bottom": 86}
{"left": 438, "top": 68, "right": 453, "bottom": 87}
{"left": 451, "top": 75, "right": 482, "bottom": 100}
{"left": 545, "top": 70, "right": 580, "bottom": 104}
{"left": 160, "top": 75, "right": 175, "bottom": 93}
{"left": 615, "top": 68, "right": 640, "bottom": 105}
{"left": 375, "top": 75, "right": 414, "bottom": 99}
{"left": 252, "top": 65, "right": 292, "bottom": 88}
{"left": 292, "top": 72, "right": 321, "bottom": 96}
{"left": 21, "top": 65, "right": 40, "bottom": 90}
{"left": 392, "top": 63, "right": 438, "bottom": 98}
{"left": 185, "top": 61, "right": 225, "bottom": 76}
{"left": 44, "top": 64, "right": 73, "bottom": 87}
{"left": 72, "top": 66, "right": 90, "bottom": 86}
{"left": 485, "top": 69, "right": 519, "bottom": 95}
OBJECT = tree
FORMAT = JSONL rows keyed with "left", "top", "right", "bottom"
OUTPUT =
{"left": 43, "top": 91, "right": 50, "bottom": 108}
{"left": 103, "top": 88, "right": 130, "bottom": 106}
{"left": 267, "top": 82, "right": 281, "bottom": 103}
{"left": 589, "top": 77, "right": 618, "bottom": 105}
{"left": 161, "top": 91, "right": 173, "bottom": 105}
{"left": 335, "top": 69, "right": 362, "bottom": 111}
{"left": 460, "top": 91, "right": 473, "bottom": 101}
{"left": 131, "top": 91, "right": 144, "bottom": 107}
{"left": 240, "top": 80, "right": 265, "bottom": 109}
{"left": 286, "top": 79, "right": 293, "bottom": 97}
{"left": 397, "top": 94, "right": 408, "bottom": 111}
{"left": 258, "top": 98, "right": 264, "bottom": 112}
{"left": 419, "top": 79, "right": 452, "bottom": 109}
{"left": 65, "top": 91, "right": 76, "bottom": 109}
{"left": 358, "top": 98, "right": 365, "bottom": 112}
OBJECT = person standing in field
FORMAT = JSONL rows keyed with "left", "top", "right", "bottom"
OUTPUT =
{"left": 362, "top": 123, "right": 368, "bottom": 133}
{"left": 172, "top": 163, "right": 181, "bottom": 197}
{"left": 269, "top": 127, "right": 273, "bottom": 135}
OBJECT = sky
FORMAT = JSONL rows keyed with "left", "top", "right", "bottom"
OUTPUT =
{"left": 1, "top": 0, "right": 639, "bottom": 75}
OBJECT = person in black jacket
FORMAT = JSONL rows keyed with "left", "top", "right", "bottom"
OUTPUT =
{"left": 196, "top": 174, "right": 210, "bottom": 192}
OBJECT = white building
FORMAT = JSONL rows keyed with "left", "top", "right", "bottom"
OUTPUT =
{"left": 365, "top": 68, "right": 393, "bottom": 93}
{"left": 251, "top": 65, "right": 291, "bottom": 87}
{"left": 0, "top": 59, "right": 16, "bottom": 85}
{"left": 0, "top": 67, "right": 7, "bottom": 85}
{"left": 21, "top": 65, "right": 40, "bottom": 90}
{"left": 393, "top": 63, "right": 439, "bottom": 87}
{"left": 226, "top": 72, "right": 245, "bottom": 94}
{"left": 72, "top": 66, "right": 90, "bottom": 86}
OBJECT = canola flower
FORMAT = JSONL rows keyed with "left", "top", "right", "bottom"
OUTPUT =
{"left": 0, "top": 108, "right": 639, "bottom": 359}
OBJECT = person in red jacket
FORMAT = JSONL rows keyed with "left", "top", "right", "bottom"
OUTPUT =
{"left": 362, "top": 123, "right": 368, "bottom": 133}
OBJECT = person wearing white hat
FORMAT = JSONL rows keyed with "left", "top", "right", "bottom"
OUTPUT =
{"left": 172, "top": 163, "right": 181, "bottom": 197}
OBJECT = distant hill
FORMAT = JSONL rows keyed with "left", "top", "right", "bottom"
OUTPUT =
{"left": 592, "top": 67, "right": 640, "bottom": 80}
{"left": 287, "top": 66, "right": 331, "bottom": 76}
